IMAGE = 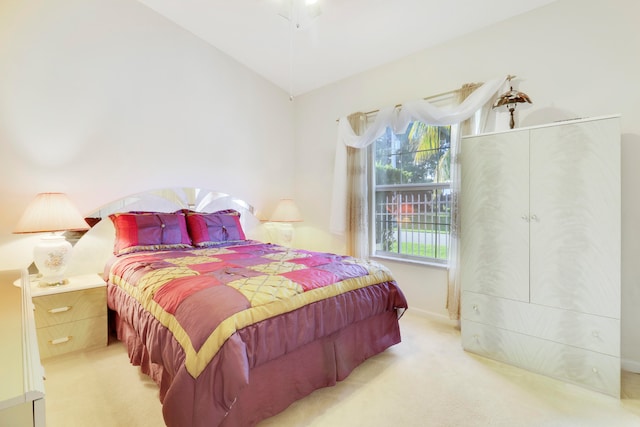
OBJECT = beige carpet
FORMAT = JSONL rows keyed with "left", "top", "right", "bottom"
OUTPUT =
{"left": 42, "top": 313, "right": 640, "bottom": 426}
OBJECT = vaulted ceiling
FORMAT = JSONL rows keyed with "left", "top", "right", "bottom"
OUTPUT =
{"left": 136, "top": 0, "right": 557, "bottom": 96}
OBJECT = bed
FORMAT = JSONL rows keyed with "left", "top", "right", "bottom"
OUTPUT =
{"left": 68, "top": 188, "right": 408, "bottom": 427}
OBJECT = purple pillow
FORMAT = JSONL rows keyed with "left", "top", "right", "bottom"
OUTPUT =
{"left": 185, "top": 210, "right": 246, "bottom": 247}
{"left": 109, "top": 212, "right": 192, "bottom": 255}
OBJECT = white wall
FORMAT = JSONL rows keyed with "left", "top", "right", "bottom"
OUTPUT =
{"left": 2, "top": 0, "right": 639, "bottom": 369}
{"left": 0, "top": 0, "right": 295, "bottom": 269}
{"left": 293, "top": 0, "right": 640, "bottom": 367}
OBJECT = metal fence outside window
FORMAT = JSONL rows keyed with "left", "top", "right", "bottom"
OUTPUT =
{"left": 375, "top": 184, "right": 451, "bottom": 262}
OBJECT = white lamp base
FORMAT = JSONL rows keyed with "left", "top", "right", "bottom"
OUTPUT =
{"left": 34, "top": 234, "right": 72, "bottom": 286}
{"left": 265, "top": 222, "right": 295, "bottom": 247}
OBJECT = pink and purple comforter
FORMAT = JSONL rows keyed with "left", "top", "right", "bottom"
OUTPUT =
{"left": 106, "top": 241, "right": 407, "bottom": 426}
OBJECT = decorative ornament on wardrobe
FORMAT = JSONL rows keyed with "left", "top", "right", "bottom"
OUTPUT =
{"left": 492, "top": 75, "right": 532, "bottom": 129}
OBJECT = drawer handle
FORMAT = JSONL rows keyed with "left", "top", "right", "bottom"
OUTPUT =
{"left": 592, "top": 367, "right": 599, "bottom": 374}
{"left": 50, "top": 336, "right": 72, "bottom": 345}
{"left": 472, "top": 304, "right": 479, "bottom": 312}
{"left": 48, "top": 306, "right": 72, "bottom": 314}
{"left": 592, "top": 330, "right": 600, "bottom": 338}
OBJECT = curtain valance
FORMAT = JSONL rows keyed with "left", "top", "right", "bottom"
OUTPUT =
{"left": 330, "top": 76, "right": 507, "bottom": 234}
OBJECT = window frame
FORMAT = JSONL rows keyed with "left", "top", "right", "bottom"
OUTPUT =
{"left": 367, "top": 94, "right": 455, "bottom": 266}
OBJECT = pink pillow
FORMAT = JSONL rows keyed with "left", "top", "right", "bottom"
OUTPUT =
{"left": 185, "top": 210, "right": 246, "bottom": 247}
{"left": 109, "top": 212, "right": 192, "bottom": 255}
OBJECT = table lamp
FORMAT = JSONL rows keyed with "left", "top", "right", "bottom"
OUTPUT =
{"left": 13, "top": 193, "right": 89, "bottom": 286}
{"left": 269, "top": 199, "right": 303, "bottom": 247}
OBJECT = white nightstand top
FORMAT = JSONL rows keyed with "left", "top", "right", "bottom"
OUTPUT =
{"left": 27, "top": 274, "right": 106, "bottom": 297}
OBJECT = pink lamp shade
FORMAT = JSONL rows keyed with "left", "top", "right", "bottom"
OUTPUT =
{"left": 14, "top": 193, "right": 89, "bottom": 286}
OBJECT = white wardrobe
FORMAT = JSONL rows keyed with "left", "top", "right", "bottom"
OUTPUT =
{"left": 460, "top": 115, "right": 621, "bottom": 396}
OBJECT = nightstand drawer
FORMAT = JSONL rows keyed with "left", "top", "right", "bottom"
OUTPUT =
{"left": 36, "top": 314, "right": 108, "bottom": 359}
{"left": 33, "top": 287, "right": 106, "bottom": 328}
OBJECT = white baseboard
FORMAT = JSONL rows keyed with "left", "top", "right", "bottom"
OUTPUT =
{"left": 403, "top": 307, "right": 460, "bottom": 328}
{"left": 405, "top": 310, "right": 640, "bottom": 375}
{"left": 622, "top": 358, "right": 640, "bottom": 373}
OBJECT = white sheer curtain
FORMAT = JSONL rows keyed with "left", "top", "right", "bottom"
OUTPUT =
{"left": 329, "top": 76, "right": 507, "bottom": 318}
{"left": 445, "top": 84, "right": 497, "bottom": 320}
{"left": 329, "top": 106, "right": 397, "bottom": 235}
{"left": 330, "top": 76, "right": 506, "bottom": 234}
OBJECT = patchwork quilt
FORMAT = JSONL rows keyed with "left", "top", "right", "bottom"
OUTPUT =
{"left": 106, "top": 241, "right": 407, "bottom": 426}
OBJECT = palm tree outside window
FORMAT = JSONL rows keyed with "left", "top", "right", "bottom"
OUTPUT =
{"left": 373, "top": 121, "right": 451, "bottom": 264}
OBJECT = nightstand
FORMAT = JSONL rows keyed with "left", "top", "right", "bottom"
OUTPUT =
{"left": 30, "top": 274, "right": 108, "bottom": 359}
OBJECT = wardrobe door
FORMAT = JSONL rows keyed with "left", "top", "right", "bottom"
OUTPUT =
{"left": 529, "top": 118, "right": 620, "bottom": 318}
{"left": 460, "top": 130, "right": 530, "bottom": 302}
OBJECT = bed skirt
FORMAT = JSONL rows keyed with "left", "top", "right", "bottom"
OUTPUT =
{"left": 113, "top": 309, "right": 402, "bottom": 426}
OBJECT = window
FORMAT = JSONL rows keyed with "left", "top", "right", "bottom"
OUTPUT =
{"left": 372, "top": 121, "right": 451, "bottom": 264}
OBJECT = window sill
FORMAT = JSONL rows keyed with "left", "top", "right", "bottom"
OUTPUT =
{"left": 371, "top": 254, "right": 448, "bottom": 270}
